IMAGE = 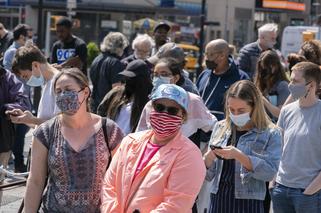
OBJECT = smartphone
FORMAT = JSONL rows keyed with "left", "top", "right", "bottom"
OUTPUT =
{"left": 210, "top": 144, "right": 224, "bottom": 160}
{"left": 210, "top": 144, "right": 223, "bottom": 150}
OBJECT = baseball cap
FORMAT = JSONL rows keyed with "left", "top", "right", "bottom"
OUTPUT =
{"left": 148, "top": 42, "right": 185, "bottom": 65}
{"left": 119, "top": 59, "right": 150, "bottom": 78}
{"left": 153, "top": 22, "right": 171, "bottom": 33}
{"left": 151, "top": 84, "right": 189, "bottom": 112}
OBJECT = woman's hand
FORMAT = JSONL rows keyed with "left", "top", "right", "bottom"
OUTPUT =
{"left": 213, "top": 146, "right": 240, "bottom": 160}
{"left": 203, "top": 149, "right": 217, "bottom": 169}
{"left": 215, "top": 146, "right": 253, "bottom": 171}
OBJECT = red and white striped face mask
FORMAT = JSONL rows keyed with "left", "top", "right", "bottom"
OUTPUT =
{"left": 150, "top": 111, "right": 183, "bottom": 139}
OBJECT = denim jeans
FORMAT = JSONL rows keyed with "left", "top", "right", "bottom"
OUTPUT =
{"left": 271, "top": 183, "right": 321, "bottom": 213}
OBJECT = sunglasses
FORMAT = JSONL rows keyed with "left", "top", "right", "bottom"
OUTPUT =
{"left": 153, "top": 103, "right": 180, "bottom": 116}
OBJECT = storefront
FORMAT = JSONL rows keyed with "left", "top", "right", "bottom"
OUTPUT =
{"left": 0, "top": 0, "right": 202, "bottom": 55}
{"left": 255, "top": 0, "right": 309, "bottom": 48}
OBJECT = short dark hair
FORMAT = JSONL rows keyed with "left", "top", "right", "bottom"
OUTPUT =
{"left": 13, "top": 24, "right": 30, "bottom": 40}
{"left": 292, "top": 62, "right": 321, "bottom": 86}
{"left": 56, "top": 17, "right": 72, "bottom": 28}
{"left": 12, "top": 44, "right": 47, "bottom": 74}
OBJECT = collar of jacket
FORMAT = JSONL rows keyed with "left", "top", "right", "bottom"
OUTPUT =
{"left": 103, "top": 51, "right": 121, "bottom": 59}
{"left": 210, "top": 56, "right": 237, "bottom": 78}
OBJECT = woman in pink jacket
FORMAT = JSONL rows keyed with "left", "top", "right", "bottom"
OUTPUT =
{"left": 101, "top": 84, "right": 206, "bottom": 213}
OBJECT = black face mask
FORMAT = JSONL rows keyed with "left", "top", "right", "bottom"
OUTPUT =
{"left": 205, "top": 60, "right": 218, "bottom": 70}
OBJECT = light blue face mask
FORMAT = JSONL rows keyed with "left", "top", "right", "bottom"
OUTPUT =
{"left": 27, "top": 74, "right": 45, "bottom": 87}
{"left": 229, "top": 112, "right": 251, "bottom": 127}
{"left": 152, "top": 76, "right": 172, "bottom": 90}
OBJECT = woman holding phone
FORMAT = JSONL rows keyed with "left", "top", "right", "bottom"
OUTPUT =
{"left": 203, "top": 80, "right": 282, "bottom": 213}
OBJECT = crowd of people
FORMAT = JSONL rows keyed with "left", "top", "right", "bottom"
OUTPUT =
{"left": 0, "top": 16, "right": 320, "bottom": 213}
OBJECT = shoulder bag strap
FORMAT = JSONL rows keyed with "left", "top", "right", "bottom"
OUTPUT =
{"left": 102, "top": 117, "right": 112, "bottom": 169}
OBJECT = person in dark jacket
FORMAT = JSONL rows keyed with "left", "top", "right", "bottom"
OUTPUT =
{"left": 237, "top": 23, "right": 278, "bottom": 78}
{"left": 121, "top": 34, "right": 154, "bottom": 71}
{"left": 0, "top": 22, "right": 13, "bottom": 57}
{"left": 196, "top": 39, "right": 249, "bottom": 143}
{"left": 0, "top": 66, "right": 30, "bottom": 183}
{"left": 89, "top": 32, "right": 129, "bottom": 112}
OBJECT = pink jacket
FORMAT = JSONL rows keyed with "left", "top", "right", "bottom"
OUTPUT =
{"left": 101, "top": 130, "right": 206, "bottom": 213}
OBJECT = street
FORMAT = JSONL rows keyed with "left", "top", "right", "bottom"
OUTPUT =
{"left": 0, "top": 130, "right": 32, "bottom": 212}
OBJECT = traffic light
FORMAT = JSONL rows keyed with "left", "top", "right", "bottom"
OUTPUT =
{"left": 302, "top": 31, "right": 316, "bottom": 42}
{"left": 50, "top": 15, "right": 63, "bottom": 31}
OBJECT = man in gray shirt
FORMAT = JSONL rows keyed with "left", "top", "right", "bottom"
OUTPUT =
{"left": 271, "top": 62, "right": 321, "bottom": 213}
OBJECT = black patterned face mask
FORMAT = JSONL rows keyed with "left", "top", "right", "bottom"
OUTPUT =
{"left": 56, "top": 89, "right": 84, "bottom": 115}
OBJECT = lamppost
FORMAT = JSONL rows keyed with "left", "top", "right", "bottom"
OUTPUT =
{"left": 312, "top": 0, "right": 320, "bottom": 25}
{"left": 197, "top": 0, "right": 206, "bottom": 78}
{"left": 197, "top": 0, "right": 220, "bottom": 78}
{"left": 312, "top": 0, "right": 321, "bottom": 40}
{"left": 34, "top": 0, "right": 44, "bottom": 112}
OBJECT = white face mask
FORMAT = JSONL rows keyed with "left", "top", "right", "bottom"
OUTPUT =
{"left": 152, "top": 76, "right": 172, "bottom": 90}
{"left": 134, "top": 51, "right": 149, "bottom": 60}
{"left": 229, "top": 112, "right": 251, "bottom": 127}
{"left": 265, "top": 40, "right": 276, "bottom": 49}
{"left": 27, "top": 74, "right": 45, "bottom": 87}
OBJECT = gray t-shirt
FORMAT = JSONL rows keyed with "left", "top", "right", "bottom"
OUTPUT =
{"left": 276, "top": 100, "right": 321, "bottom": 189}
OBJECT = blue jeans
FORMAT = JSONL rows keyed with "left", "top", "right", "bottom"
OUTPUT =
{"left": 271, "top": 183, "right": 321, "bottom": 213}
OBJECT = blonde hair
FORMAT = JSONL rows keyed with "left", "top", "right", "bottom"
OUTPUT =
{"left": 217, "top": 80, "right": 275, "bottom": 139}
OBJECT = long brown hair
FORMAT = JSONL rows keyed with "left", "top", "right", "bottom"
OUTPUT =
{"left": 254, "top": 50, "right": 288, "bottom": 94}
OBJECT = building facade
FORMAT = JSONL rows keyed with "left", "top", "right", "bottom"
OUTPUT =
{"left": 205, "top": 0, "right": 312, "bottom": 50}
{"left": 0, "top": 0, "right": 313, "bottom": 54}
{"left": 0, "top": 0, "right": 203, "bottom": 55}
